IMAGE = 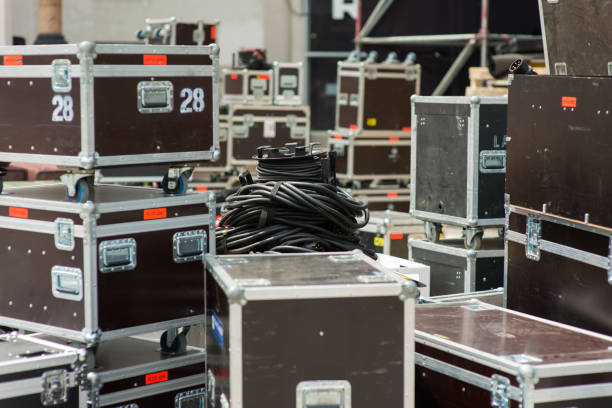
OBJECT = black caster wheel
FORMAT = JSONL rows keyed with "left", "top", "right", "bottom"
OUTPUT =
{"left": 424, "top": 222, "right": 442, "bottom": 243}
{"left": 160, "top": 329, "right": 188, "bottom": 355}
{"left": 161, "top": 173, "right": 188, "bottom": 195}
{"left": 66, "top": 179, "right": 91, "bottom": 203}
{"left": 464, "top": 232, "right": 483, "bottom": 250}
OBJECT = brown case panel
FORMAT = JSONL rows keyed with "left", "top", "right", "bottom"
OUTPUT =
{"left": 94, "top": 53, "right": 212, "bottom": 66}
{"left": 232, "top": 122, "right": 293, "bottom": 160}
{"left": 368, "top": 200, "right": 410, "bottom": 212}
{"left": 507, "top": 75, "right": 612, "bottom": 228}
{"left": 100, "top": 364, "right": 205, "bottom": 394}
{"left": 353, "top": 144, "right": 410, "bottom": 176}
{"left": 362, "top": 77, "right": 415, "bottom": 131}
{"left": 338, "top": 106, "right": 358, "bottom": 128}
{"left": 246, "top": 72, "right": 272, "bottom": 96}
{"left": 97, "top": 226, "right": 206, "bottom": 331}
{"left": 175, "top": 23, "right": 199, "bottom": 46}
{"left": 93, "top": 76, "right": 214, "bottom": 157}
{"left": 96, "top": 203, "right": 208, "bottom": 225}
{"left": 102, "top": 385, "right": 205, "bottom": 408}
{"left": 277, "top": 67, "right": 300, "bottom": 94}
{"left": 224, "top": 73, "right": 244, "bottom": 96}
{"left": 339, "top": 75, "right": 359, "bottom": 94}
{"left": 0, "top": 78, "right": 81, "bottom": 156}
{"left": 334, "top": 144, "right": 348, "bottom": 174}
{"left": 0, "top": 229, "right": 85, "bottom": 330}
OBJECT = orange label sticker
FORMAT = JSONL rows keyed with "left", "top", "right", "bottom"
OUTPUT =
{"left": 196, "top": 186, "right": 208, "bottom": 191}
{"left": 257, "top": 75, "right": 270, "bottom": 80}
{"left": 143, "top": 208, "right": 167, "bottom": 220}
{"left": 3, "top": 55, "right": 23, "bottom": 66}
{"left": 230, "top": 73, "right": 238, "bottom": 80}
{"left": 389, "top": 137, "right": 400, "bottom": 142}
{"left": 216, "top": 215, "right": 222, "bottom": 228}
{"left": 9, "top": 207, "right": 28, "bottom": 219}
{"left": 145, "top": 371, "right": 168, "bottom": 385}
{"left": 210, "top": 25, "right": 217, "bottom": 40}
{"left": 349, "top": 124, "right": 358, "bottom": 130}
{"left": 562, "top": 96, "right": 577, "bottom": 108}
{"left": 143, "top": 54, "right": 167, "bottom": 65}
{"left": 390, "top": 233, "right": 404, "bottom": 240}
{"left": 333, "top": 135, "right": 342, "bottom": 140}
{"left": 402, "top": 126, "right": 411, "bottom": 132}
{"left": 387, "top": 192, "right": 398, "bottom": 198}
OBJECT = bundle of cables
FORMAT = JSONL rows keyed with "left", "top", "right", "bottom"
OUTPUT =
{"left": 216, "top": 143, "right": 376, "bottom": 258}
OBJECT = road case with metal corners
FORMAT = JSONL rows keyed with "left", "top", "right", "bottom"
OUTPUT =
{"left": 0, "top": 184, "right": 214, "bottom": 346}
{"left": 350, "top": 187, "right": 410, "bottom": 212}
{"left": 330, "top": 133, "right": 411, "bottom": 183}
{"left": 410, "top": 95, "right": 507, "bottom": 249}
{"left": 0, "top": 42, "right": 220, "bottom": 197}
{"left": 335, "top": 55, "right": 420, "bottom": 137}
{"left": 0, "top": 333, "right": 83, "bottom": 408}
{"left": 137, "top": 17, "right": 218, "bottom": 46}
{"left": 194, "top": 112, "right": 230, "bottom": 173}
{"left": 415, "top": 301, "right": 612, "bottom": 408}
{"left": 204, "top": 250, "right": 418, "bottom": 408}
{"left": 507, "top": 75, "right": 612, "bottom": 229}
{"left": 222, "top": 68, "right": 274, "bottom": 105}
{"left": 376, "top": 254, "right": 431, "bottom": 298}
{"left": 229, "top": 105, "right": 310, "bottom": 165}
{"left": 409, "top": 238, "right": 504, "bottom": 297}
{"left": 273, "top": 61, "right": 303, "bottom": 105}
{"left": 539, "top": 0, "right": 612, "bottom": 76}
{"left": 505, "top": 203, "right": 612, "bottom": 337}
{"left": 84, "top": 336, "right": 205, "bottom": 408}
{"left": 359, "top": 210, "right": 423, "bottom": 259}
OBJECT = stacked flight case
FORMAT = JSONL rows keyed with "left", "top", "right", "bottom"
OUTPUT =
{"left": 504, "top": 1, "right": 612, "bottom": 337}
{"left": 358, "top": 210, "right": 424, "bottom": 259}
{"left": 328, "top": 51, "right": 421, "bottom": 211}
{"left": 0, "top": 41, "right": 218, "bottom": 406}
{"left": 136, "top": 17, "right": 219, "bottom": 46}
{"left": 410, "top": 95, "right": 507, "bottom": 250}
{"left": 204, "top": 250, "right": 418, "bottom": 407}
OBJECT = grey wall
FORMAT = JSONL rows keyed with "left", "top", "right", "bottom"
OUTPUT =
{"left": 6, "top": 0, "right": 307, "bottom": 66}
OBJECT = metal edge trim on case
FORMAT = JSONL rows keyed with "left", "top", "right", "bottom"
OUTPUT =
{"left": 409, "top": 239, "right": 504, "bottom": 258}
{"left": 411, "top": 210, "right": 504, "bottom": 228}
{"left": 99, "top": 373, "right": 205, "bottom": 407}
{"left": 409, "top": 95, "right": 418, "bottom": 215}
{"left": 0, "top": 340, "right": 78, "bottom": 376}
{"left": 0, "top": 317, "right": 84, "bottom": 342}
{"left": 99, "top": 351, "right": 205, "bottom": 383}
{"left": 532, "top": 382, "right": 612, "bottom": 404}
{"left": 243, "top": 283, "right": 403, "bottom": 301}
{"left": 404, "top": 289, "right": 416, "bottom": 408}
{"left": 415, "top": 353, "right": 522, "bottom": 402}
{"left": 79, "top": 42, "right": 96, "bottom": 169}
{"left": 0, "top": 153, "right": 81, "bottom": 167}
{"left": 98, "top": 316, "right": 204, "bottom": 342}
{"left": 0, "top": 65, "right": 82, "bottom": 78}
{"left": 466, "top": 98, "right": 480, "bottom": 225}
{"left": 466, "top": 256, "right": 475, "bottom": 293}
{"left": 91, "top": 65, "right": 214, "bottom": 78}
{"left": 0, "top": 44, "right": 79, "bottom": 55}
{"left": 410, "top": 95, "right": 508, "bottom": 105}
{"left": 0, "top": 216, "right": 85, "bottom": 236}
{"left": 82, "top": 201, "right": 99, "bottom": 339}
{"left": 509, "top": 204, "right": 612, "bottom": 237}
{"left": 503, "top": 238, "right": 509, "bottom": 308}
{"left": 95, "top": 215, "right": 210, "bottom": 238}
{"left": 0, "top": 377, "right": 45, "bottom": 400}
{"left": 94, "top": 150, "right": 215, "bottom": 167}
{"left": 506, "top": 230, "right": 610, "bottom": 270}
{"left": 94, "top": 43, "right": 215, "bottom": 55}
{"left": 229, "top": 303, "right": 243, "bottom": 408}
{"left": 95, "top": 192, "right": 209, "bottom": 213}
{"left": 537, "top": 0, "right": 551, "bottom": 75}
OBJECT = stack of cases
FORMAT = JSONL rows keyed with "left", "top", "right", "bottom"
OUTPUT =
{"left": 408, "top": 95, "right": 507, "bottom": 296}
{"left": 328, "top": 53, "right": 420, "bottom": 211}
{"left": 505, "top": 1, "right": 612, "bottom": 337}
{"left": 204, "top": 250, "right": 418, "bottom": 407}
{"left": 0, "top": 41, "right": 219, "bottom": 406}
{"left": 137, "top": 17, "right": 219, "bottom": 46}
{"left": 220, "top": 61, "right": 311, "bottom": 169}
{"left": 358, "top": 210, "right": 424, "bottom": 259}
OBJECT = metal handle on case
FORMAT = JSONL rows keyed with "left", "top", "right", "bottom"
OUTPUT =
{"left": 51, "top": 59, "right": 72, "bottom": 93}
{"left": 137, "top": 81, "right": 174, "bottom": 113}
{"left": 173, "top": 230, "right": 207, "bottom": 263}
{"left": 296, "top": 380, "right": 351, "bottom": 408}
{"left": 338, "top": 93, "right": 348, "bottom": 105}
{"left": 51, "top": 266, "right": 83, "bottom": 301}
{"left": 349, "top": 94, "right": 359, "bottom": 107}
{"left": 174, "top": 387, "right": 206, "bottom": 408}
{"left": 479, "top": 150, "right": 506, "bottom": 173}
{"left": 98, "top": 238, "right": 137, "bottom": 273}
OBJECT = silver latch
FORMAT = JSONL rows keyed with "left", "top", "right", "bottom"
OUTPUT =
{"left": 175, "top": 387, "right": 206, "bottom": 408}
{"left": 54, "top": 218, "right": 75, "bottom": 251}
{"left": 554, "top": 62, "right": 568, "bottom": 76}
{"left": 338, "top": 93, "right": 348, "bottom": 105}
{"left": 99, "top": 238, "right": 137, "bottom": 273}
{"left": 219, "top": 126, "right": 228, "bottom": 142}
{"left": 291, "top": 124, "right": 307, "bottom": 139}
{"left": 173, "top": 230, "right": 207, "bottom": 263}
{"left": 296, "top": 380, "right": 351, "bottom": 408}
{"left": 220, "top": 394, "right": 229, "bottom": 408}
{"left": 526, "top": 216, "right": 542, "bottom": 261}
{"left": 192, "top": 21, "right": 205, "bottom": 45}
{"left": 51, "top": 266, "right": 83, "bottom": 301}
{"left": 349, "top": 94, "right": 359, "bottom": 107}
{"left": 232, "top": 124, "right": 248, "bottom": 139}
{"left": 207, "top": 370, "right": 216, "bottom": 408}
{"left": 41, "top": 369, "right": 69, "bottom": 406}
{"left": 137, "top": 81, "right": 174, "bottom": 113}
{"left": 490, "top": 374, "right": 510, "bottom": 408}
{"left": 479, "top": 150, "right": 506, "bottom": 173}
{"left": 51, "top": 59, "right": 72, "bottom": 93}
{"left": 280, "top": 74, "right": 298, "bottom": 89}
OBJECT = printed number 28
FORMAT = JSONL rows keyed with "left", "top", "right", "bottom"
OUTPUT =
{"left": 52, "top": 95, "right": 74, "bottom": 122}
{"left": 180, "top": 88, "right": 205, "bottom": 114}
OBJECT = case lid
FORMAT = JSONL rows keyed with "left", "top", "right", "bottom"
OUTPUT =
{"left": 0, "top": 333, "right": 78, "bottom": 375}
{"left": 206, "top": 250, "right": 410, "bottom": 301}
{"left": 416, "top": 302, "right": 612, "bottom": 375}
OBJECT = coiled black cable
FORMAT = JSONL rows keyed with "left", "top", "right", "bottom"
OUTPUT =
{"left": 216, "top": 169, "right": 375, "bottom": 258}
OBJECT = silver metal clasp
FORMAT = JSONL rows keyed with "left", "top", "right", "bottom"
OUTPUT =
{"left": 479, "top": 150, "right": 506, "bottom": 173}
{"left": 526, "top": 216, "right": 542, "bottom": 261}
{"left": 192, "top": 21, "right": 205, "bottom": 45}
{"left": 41, "top": 369, "right": 69, "bottom": 406}
{"left": 137, "top": 81, "right": 174, "bottom": 113}
{"left": 207, "top": 370, "right": 216, "bottom": 408}
{"left": 51, "top": 266, "right": 83, "bottom": 301}
{"left": 54, "top": 218, "right": 75, "bottom": 251}
{"left": 52, "top": 59, "right": 72, "bottom": 93}
{"left": 554, "top": 62, "right": 568, "bottom": 76}
{"left": 490, "top": 374, "right": 510, "bottom": 408}
{"left": 99, "top": 238, "right": 137, "bottom": 273}
{"left": 349, "top": 94, "right": 359, "bottom": 107}
{"left": 296, "top": 380, "right": 351, "bottom": 408}
{"left": 338, "top": 93, "right": 348, "bottom": 105}
{"left": 173, "top": 230, "right": 207, "bottom": 263}
{"left": 175, "top": 387, "right": 206, "bottom": 408}
{"left": 220, "top": 394, "right": 229, "bottom": 408}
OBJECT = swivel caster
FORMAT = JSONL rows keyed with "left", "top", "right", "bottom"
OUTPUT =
{"left": 424, "top": 221, "right": 442, "bottom": 243}
{"left": 161, "top": 167, "right": 193, "bottom": 195}
{"left": 160, "top": 327, "right": 190, "bottom": 355}
{"left": 463, "top": 227, "right": 484, "bottom": 250}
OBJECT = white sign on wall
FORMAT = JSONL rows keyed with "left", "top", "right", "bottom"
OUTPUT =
{"left": 332, "top": 0, "right": 357, "bottom": 20}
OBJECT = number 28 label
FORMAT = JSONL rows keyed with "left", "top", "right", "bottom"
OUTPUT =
{"left": 51, "top": 95, "right": 74, "bottom": 122}
{"left": 180, "top": 88, "right": 205, "bottom": 114}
